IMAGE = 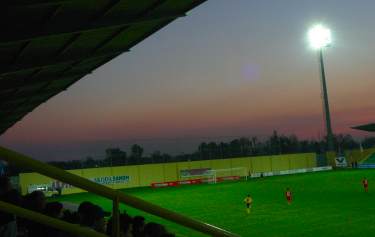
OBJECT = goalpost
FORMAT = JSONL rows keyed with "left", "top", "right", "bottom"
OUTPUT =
{"left": 211, "top": 167, "right": 248, "bottom": 184}
{"left": 179, "top": 167, "right": 248, "bottom": 184}
{"left": 179, "top": 168, "right": 215, "bottom": 183}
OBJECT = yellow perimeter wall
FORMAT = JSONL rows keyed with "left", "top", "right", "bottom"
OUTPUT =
{"left": 20, "top": 153, "right": 317, "bottom": 195}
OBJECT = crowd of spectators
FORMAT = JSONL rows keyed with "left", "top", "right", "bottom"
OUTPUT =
{"left": 0, "top": 176, "right": 175, "bottom": 237}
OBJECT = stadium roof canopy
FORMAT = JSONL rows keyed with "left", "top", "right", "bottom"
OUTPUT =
{"left": 352, "top": 123, "right": 375, "bottom": 132}
{"left": 0, "top": 0, "right": 205, "bottom": 135}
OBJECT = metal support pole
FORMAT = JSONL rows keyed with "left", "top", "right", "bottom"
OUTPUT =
{"left": 318, "top": 48, "right": 334, "bottom": 152}
{"left": 112, "top": 194, "right": 120, "bottom": 237}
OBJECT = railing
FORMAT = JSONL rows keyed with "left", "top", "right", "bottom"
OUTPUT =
{"left": 0, "top": 146, "right": 239, "bottom": 237}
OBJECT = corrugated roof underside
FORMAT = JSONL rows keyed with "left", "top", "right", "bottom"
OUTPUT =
{"left": 0, "top": 0, "right": 206, "bottom": 134}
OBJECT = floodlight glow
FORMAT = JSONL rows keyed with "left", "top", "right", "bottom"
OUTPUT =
{"left": 308, "top": 24, "right": 332, "bottom": 49}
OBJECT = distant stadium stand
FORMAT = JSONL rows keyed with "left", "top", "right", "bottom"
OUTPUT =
{"left": 352, "top": 123, "right": 375, "bottom": 132}
{"left": 362, "top": 153, "right": 375, "bottom": 163}
{"left": 359, "top": 152, "right": 375, "bottom": 168}
{"left": 351, "top": 123, "right": 375, "bottom": 169}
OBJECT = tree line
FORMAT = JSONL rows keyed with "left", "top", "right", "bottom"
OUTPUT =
{"left": 43, "top": 131, "right": 375, "bottom": 170}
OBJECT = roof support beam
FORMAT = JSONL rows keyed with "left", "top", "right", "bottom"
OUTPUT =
{"left": 54, "top": 33, "right": 82, "bottom": 57}
{"left": 352, "top": 123, "right": 375, "bottom": 132}
{"left": 0, "top": 49, "right": 127, "bottom": 75}
{"left": 10, "top": 41, "right": 30, "bottom": 66}
{"left": 0, "top": 0, "right": 207, "bottom": 136}
{"left": 93, "top": 0, "right": 121, "bottom": 21}
{"left": 5, "top": 0, "right": 71, "bottom": 6}
{"left": 0, "top": 13, "right": 185, "bottom": 44}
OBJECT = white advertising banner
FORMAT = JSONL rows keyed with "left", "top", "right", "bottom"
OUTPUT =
{"left": 335, "top": 156, "right": 348, "bottom": 168}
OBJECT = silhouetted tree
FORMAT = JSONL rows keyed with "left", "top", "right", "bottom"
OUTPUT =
{"left": 363, "top": 137, "right": 375, "bottom": 149}
{"left": 198, "top": 142, "right": 209, "bottom": 159}
{"left": 129, "top": 144, "right": 143, "bottom": 164}
{"left": 250, "top": 136, "right": 260, "bottom": 156}
{"left": 269, "top": 130, "right": 281, "bottom": 155}
{"left": 330, "top": 134, "right": 359, "bottom": 154}
{"left": 26, "top": 132, "right": 375, "bottom": 174}
{"left": 105, "top": 148, "right": 127, "bottom": 166}
{"left": 239, "top": 137, "right": 251, "bottom": 156}
{"left": 83, "top": 156, "right": 96, "bottom": 168}
{"left": 151, "top": 150, "right": 163, "bottom": 163}
{"left": 219, "top": 142, "right": 230, "bottom": 158}
{"left": 162, "top": 153, "right": 173, "bottom": 162}
{"left": 207, "top": 142, "right": 218, "bottom": 159}
{"left": 230, "top": 139, "right": 242, "bottom": 157}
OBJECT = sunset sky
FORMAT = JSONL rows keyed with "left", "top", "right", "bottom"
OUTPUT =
{"left": 1, "top": 0, "right": 374, "bottom": 161}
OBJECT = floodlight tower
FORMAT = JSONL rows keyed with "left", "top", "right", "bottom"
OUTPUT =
{"left": 308, "top": 24, "right": 334, "bottom": 151}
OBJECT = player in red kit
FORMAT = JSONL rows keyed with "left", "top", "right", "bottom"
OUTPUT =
{"left": 285, "top": 187, "right": 292, "bottom": 205}
{"left": 362, "top": 177, "right": 369, "bottom": 193}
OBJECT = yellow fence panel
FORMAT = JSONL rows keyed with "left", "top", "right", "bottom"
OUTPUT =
{"left": 80, "top": 168, "right": 108, "bottom": 178}
{"left": 138, "top": 164, "right": 164, "bottom": 186}
{"left": 189, "top": 160, "right": 203, "bottom": 169}
{"left": 191, "top": 160, "right": 212, "bottom": 169}
{"left": 19, "top": 173, "right": 51, "bottom": 195}
{"left": 231, "top": 157, "right": 251, "bottom": 172}
{"left": 271, "top": 155, "right": 290, "bottom": 171}
{"left": 211, "top": 159, "right": 231, "bottom": 170}
{"left": 20, "top": 152, "right": 321, "bottom": 194}
{"left": 176, "top": 161, "right": 190, "bottom": 170}
{"left": 306, "top": 155, "right": 317, "bottom": 167}
{"left": 345, "top": 148, "right": 375, "bottom": 164}
{"left": 289, "top": 154, "right": 308, "bottom": 169}
{"left": 163, "top": 163, "right": 178, "bottom": 182}
{"left": 251, "top": 156, "right": 272, "bottom": 173}
{"left": 111, "top": 166, "right": 140, "bottom": 189}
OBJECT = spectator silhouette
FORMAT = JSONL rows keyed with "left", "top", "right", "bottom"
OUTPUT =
{"left": 132, "top": 215, "right": 145, "bottom": 237}
{"left": 107, "top": 212, "right": 133, "bottom": 237}
{"left": 143, "top": 222, "right": 168, "bottom": 237}
{"left": 23, "top": 191, "right": 47, "bottom": 237}
{"left": 44, "top": 201, "right": 65, "bottom": 237}
{"left": 0, "top": 176, "right": 21, "bottom": 237}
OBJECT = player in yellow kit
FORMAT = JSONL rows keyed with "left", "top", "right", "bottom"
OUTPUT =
{"left": 244, "top": 194, "right": 253, "bottom": 214}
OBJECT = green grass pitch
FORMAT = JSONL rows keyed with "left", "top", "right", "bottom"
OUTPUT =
{"left": 54, "top": 170, "right": 375, "bottom": 237}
